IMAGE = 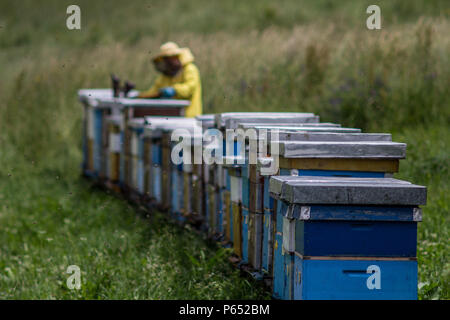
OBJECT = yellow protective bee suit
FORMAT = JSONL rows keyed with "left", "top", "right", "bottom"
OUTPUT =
{"left": 138, "top": 47, "right": 202, "bottom": 118}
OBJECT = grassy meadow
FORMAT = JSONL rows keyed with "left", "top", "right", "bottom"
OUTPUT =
{"left": 0, "top": 0, "right": 449, "bottom": 299}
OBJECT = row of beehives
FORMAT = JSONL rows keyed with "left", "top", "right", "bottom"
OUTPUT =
{"left": 79, "top": 89, "right": 427, "bottom": 300}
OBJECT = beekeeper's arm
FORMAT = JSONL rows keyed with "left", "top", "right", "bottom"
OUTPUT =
{"left": 137, "top": 76, "right": 164, "bottom": 98}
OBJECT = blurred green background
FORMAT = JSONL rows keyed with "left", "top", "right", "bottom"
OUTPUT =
{"left": 0, "top": 0, "right": 448, "bottom": 299}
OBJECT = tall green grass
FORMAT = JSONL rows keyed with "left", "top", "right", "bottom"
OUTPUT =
{"left": 0, "top": 163, "right": 269, "bottom": 299}
{"left": 0, "top": 1, "right": 448, "bottom": 299}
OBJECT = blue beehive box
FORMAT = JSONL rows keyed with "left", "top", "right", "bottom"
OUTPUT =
{"left": 78, "top": 89, "right": 189, "bottom": 186}
{"left": 104, "top": 115, "right": 122, "bottom": 186}
{"left": 161, "top": 119, "right": 200, "bottom": 217}
{"left": 293, "top": 257, "right": 418, "bottom": 300}
{"left": 149, "top": 137, "right": 162, "bottom": 204}
{"left": 78, "top": 89, "right": 125, "bottom": 179}
{"left": 255, "top": 132, "right": 407, "bottom": 299}
{"left": 182, "top": 133, "right": 203, "bottom": 221}
{"left": 269, "top": 175, "right": 427, "bottom": 300}
{"left": 241, "top": 164, "right": 250, "bottom": 262}
{"left": 142, "top": 117, "right": 198, "bottom": 209}
{"left": 170, "top": 162, "right": 185, "bottom": 221}
{"left": 223, "top": 160, "right": 244, "bottom": 254}
{"left": 255, "top": 131, "right": 401, "bottom": 278}
{"left": 203, "top": 165, "right": 211, "bottom": 230}
{"left": 128, "top": 118, "right": 146, "bottom": 195}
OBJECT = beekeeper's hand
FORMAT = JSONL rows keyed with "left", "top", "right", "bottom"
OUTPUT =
{"left": 159, "top": 87, "right": 176, "bottom": 98}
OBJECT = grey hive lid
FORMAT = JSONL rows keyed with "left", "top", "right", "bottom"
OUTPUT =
{"left": 224, "top": 115, "right": 320, "bottom": 130}
{"left": 78, "top": 89, "right": 189, "bottom": 108}
{"left": 195, "top": 114, "right": 216, "bottom": 128}
{"left": 161, "top": 124, "right": 201, "bottom": 133}
{"left": 268, "top": 175, "right": 304, "bottom": 196}
{"left": 277, "top": 141, "right": 406, "bottom": 159}
{"left": 215, "top": 112, "right": 319, "bottom": 129}
{"left": 78, "top": 89, "right": 115, "bottom": 108}
{"left": 78, "top": 88, "right": 113, "bottom": 101}
{"left": 248, "top": 131, "right": 392, "bottom": 143}
{"left": 143, "top": 118, "right": 199, "bottom": 136}
{"left": 132, "top": 117, "right": 196, "bottom": 129}
{"left": 237, "top": 122, "right": 342, "bottom": 128}
{"left": 215, "top": 112, "right": 306, "bottom": 126}
{"left": 249, "top": 128, "right": 392, "bottom": 142}
{"left": 269, "top": 176, "right": 427, "bottom": 206}
{"left": 240, "top": 127, "right": 372, "bottom": 145}
{"left": 247, "top": 126, "right": 361, "bottom": 133}
{"left": 144, "top": 117, "right": 196, "bottom": 125}
{"left": 78, "top": 88, "right": 140, "bottom": 100}
{"left": 96, "top": 97, "right": 190, "bottom": 109}
{"left": 195, "top": 114, "right": 215, "bottom": 121}
{"left": 78, "top": 88, "right": 131, "bottom": 106}
{"left": 270, "top": 131, "right": 392, "bottom": 142}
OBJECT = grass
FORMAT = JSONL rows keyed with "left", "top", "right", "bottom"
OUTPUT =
{"left": 0, "top": 0, "right": 449, "bottom": 299}
{"left": 0, "top": 161, "right": 269, "bottom": 299}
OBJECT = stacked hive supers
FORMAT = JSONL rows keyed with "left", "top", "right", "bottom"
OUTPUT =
{"left": 78, "top": 89, "right": 427, "bottom": 300}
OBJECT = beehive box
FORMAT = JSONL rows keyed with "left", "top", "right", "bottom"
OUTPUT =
{"left": 127, "top": 118, "right": 146, "bottom": 195}
{"left": 195, "top": 114, "right": 217, "bottom": 229}
{"left": 262, "top": 176, "right": 274, "bottom": 275}
{"left": 142, "top": 117, "right": 198, "bottom": 209}
{"left": 192, "top": 164, "right": 204, "bottom": 221}
{"left": 215, "top": 127, "right": 402, "bottom": 288}
{"left": 223, "top": 188, "right": 232, "bottom": 242}
{"left": 170, "top": 162, "right": 184, "bottom": 221}
{"left": 267, "top": 140, "right": 406, "bottom": 300}
{"left": 78, "top": 89, "right": 124, "bottom": 178}
{"left": 252, "top": 131, "right": 399, "bottom": 278}
{"left": 203, "top": 142, "right": 222, "bottom": 236}
{"left": 222, "top": 163, "right": 244, "bottom": 243}
{"left": 269, "top": 176, "right": 426, "bottom": 300}
{"left": 207, "top": 184, "right": 217, "bottom": 234}
{"left": 164, "top": 124, "right": 201, "bottom": 220}
{"left": 215, "top": 113, "right": 322, "bottom": 260}
{"left": 110, "top": 97, "right": 189, "bottom": 191}
{"left": 182, "top": 133, "right": 205, "bottom": 221}
{"left": 236, "top": 125, "right": 371, "bottom": 271}
{"left": 78, "top": 89, "right": 189, "bottom": 185}
{"left": 105, "top": 115, "right": 121, "bottom": 184}
{"left": 215, "top": 112, "right": 320, "bottom": 131}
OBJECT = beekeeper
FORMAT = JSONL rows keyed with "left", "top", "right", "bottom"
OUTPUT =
{"left": 137, "top": 42, "right": 202, "bottom": 117}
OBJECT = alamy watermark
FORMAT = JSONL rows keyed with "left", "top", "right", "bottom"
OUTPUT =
{"left": 366, "top": 5, "right": 381, "bottom": 30}
{"left": 366, "top": 265, "right": 381, "bottom": 290}
{"left": 170, "top": 127, "right": 280, "bottom": 175}
{"left": 66, "top": 5, "right": 81, "bottom": 30}
{"left": 66, "top": 265, "right": 81, "bottom": 290}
